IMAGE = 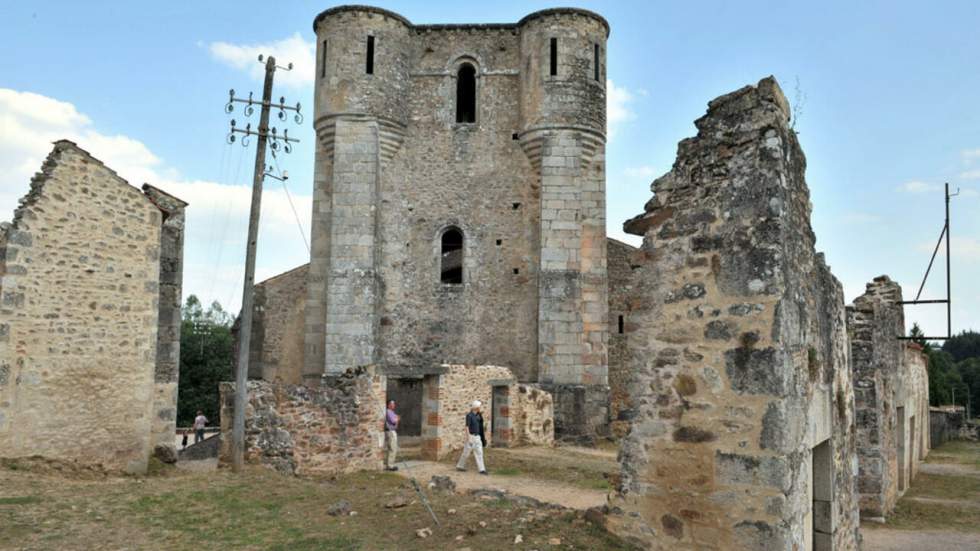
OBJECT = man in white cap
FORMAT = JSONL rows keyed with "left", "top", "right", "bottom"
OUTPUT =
{"left": 456, "top": 400, "right": 488, "bottom": 475}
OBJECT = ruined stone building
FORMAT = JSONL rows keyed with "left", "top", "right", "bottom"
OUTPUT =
{"left": 0, "top": 141, "right": 186, "bottom": 474}
{"left": 847, "top": 276, "right": 930, "bottom": 521}
{"left": 240, "top": 5, "right": 615, "bottom": 443}
{"left": 606, "top": 78, "right": 861, "bottom": 550}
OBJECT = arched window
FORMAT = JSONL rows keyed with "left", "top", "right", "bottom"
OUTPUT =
{"left": 456, "top": 64, "right": 476, "bottom": 123}
{"left": 440, "top": 228, "right": 464, "bottom": 284}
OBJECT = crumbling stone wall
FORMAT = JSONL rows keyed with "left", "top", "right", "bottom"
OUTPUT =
{"left": 607, "top": 238, "right": 637, "bottom": 438}
{"left": 304, "top": 6, "right": 611, "bottom": 441}
{"left": 218, "top": 366, "right": 386, "bottom": 475}
{"left": 847, "top": 276, "right": 931, "bottom": 519}
{"left": 509, "top": 384, "right": 555, "bottom": 447}
{"left": 608, "top": 78, "right": 860, "bottom": 550}
{"left": 0, "top": 141, "right": 184, "bottom": 474}
{"left": 930, "top": 405, "right": 967, "bottom": 446}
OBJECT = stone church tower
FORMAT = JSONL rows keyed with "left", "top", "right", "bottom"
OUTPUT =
{"left": 303, "top": 5, "right": 610, "bottom": 438}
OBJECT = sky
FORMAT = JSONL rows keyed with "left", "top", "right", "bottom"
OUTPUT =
{"left": 0, "top": 1, "right": 977, "bottom": 337}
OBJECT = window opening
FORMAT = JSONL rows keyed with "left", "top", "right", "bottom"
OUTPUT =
{"left": 366, "top": 36, "right": 375, "bottom": 74}
{"left": 321, "top": 40, "right": 328, "bottom": 78}
{"left": 440, "top": 228, "right": 463, "bottom": 284}
{"left": 513, "top": 268, "right": 520, "bottom": 275}
{"left": 512, "top": 202, "right": 521, "bottom": 210}
{"left": 593, "top": 43, "right": 600, "bottom": 81}
{"left": 549, "top": 38, "right": 558, "bottom": 76}
{"left": 618, "top": 315, "right": 624, "bottom": 334}
{"left": 456, "top": 63, "right": 476, "bottom": 123}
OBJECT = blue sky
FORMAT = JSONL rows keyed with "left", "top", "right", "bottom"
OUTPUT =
{"left": 1, "top": 1, "right": 977, "bottom": 336}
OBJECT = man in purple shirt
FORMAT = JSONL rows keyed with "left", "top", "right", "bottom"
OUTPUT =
{"left": 384, "top": 400, "right": 399, "bottom": 471}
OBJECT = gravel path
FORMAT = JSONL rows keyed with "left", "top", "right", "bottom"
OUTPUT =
{"left": 862, "top": 529, "right": 980, "bottom": 551}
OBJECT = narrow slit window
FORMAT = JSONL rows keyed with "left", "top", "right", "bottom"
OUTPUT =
{"left": 440, "top": 228, "right": 463, "bottom": 284}
{"left": 618, "top": 315, "right": 624, "bottom": 334}
{"left": 456, "top": 63, "right": 476, "bottom": 123}
{"left": 549, "top": 38, "right": 558, "bottom": 76}
{"left": 321, "top": 40, "right": 328, "bottom": 79}
{"left": 366, "top": 36, "right": 375, "bottom": 74}
{"left": 593, "top": 43, "right": 600, "bottom": 81}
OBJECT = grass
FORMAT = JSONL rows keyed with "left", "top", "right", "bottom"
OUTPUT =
{"left": 870, "top": 440, "right": 980, "bottom": 533}
{"left": 0, "top": 461, "right": 636, "bottom": 551}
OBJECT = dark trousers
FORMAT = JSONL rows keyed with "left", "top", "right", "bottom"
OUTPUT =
{"left": 195, "top": 429, "right": 205, "bottom": 443}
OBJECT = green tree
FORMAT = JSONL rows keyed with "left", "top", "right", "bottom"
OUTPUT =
{"left": 908, "top": 322, "right": 931, "bottom": 351}
{"left": 177, "top": 295, "right": 234, "bottom": 427}
{"left": 941, "top": 330, "right": 980, "bottom": 363}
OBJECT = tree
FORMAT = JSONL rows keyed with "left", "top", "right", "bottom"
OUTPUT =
{"left": 177, "top": 295, "right": 234, "bottom": 427}
{"left": 909, "top": 323, "right": 931, "bottom": 351}
{"left": 941, "top": 330, "right": 980, "bottom": 363}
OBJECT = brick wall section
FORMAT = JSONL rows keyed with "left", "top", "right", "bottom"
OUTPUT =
{"left": 142, "top": 184, "right": 188, "bottom": 460}
{"left": 607, "top": 238, "right": 637, "bottom": 438}
{"left": 609, "top": 78, "right": 860, "bottom": 550}
{"left": 0, "top": 141, "right": 177, "bottom": 474}
{"left": 219, "top": 366, "right": 386, "bottom": 475}
{"left": 421, "top": 364, "right": 513, "bottom": 460}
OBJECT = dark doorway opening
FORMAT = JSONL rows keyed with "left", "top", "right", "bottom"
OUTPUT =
{"left": 386, "top": 378, "right": 423, "bottom": 437}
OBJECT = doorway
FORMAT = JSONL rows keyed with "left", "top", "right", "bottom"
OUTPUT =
{"left": 386, "top": 378, "right": 423, "bottom": 437}
{"left": 897, "top": 406, "right": 907, "bottom": 492}
{"left": 811, "top": 439, "right": 833, "bottom": 551}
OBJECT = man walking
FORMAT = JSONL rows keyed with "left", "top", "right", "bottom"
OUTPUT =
{"left": 193, "top": 410, "right": 208, "bottom": 443}
{"left": 456, "top": 400, "right": 488, "bottom": 475}
{"left": 384, "top": 399, "right": 399, "bottom": 471}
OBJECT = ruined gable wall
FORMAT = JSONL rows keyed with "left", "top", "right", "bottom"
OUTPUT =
{"left": 218, "top": 366, "right": 386, "bottom": 475}
{"left": 0, "top": 141, "right": 162, "bottom": 473}
{"left": 607, "top": 238, "right": 636, "bottom": 438}
{"left": 608, "top": 78, "right": 859, "bottom": 550}
{"left": 247, "top": 264, "right": 308, "bottom": 385}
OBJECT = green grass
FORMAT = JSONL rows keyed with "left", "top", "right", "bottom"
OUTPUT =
{"left": 0, "top": 496, "right": 41, "bottom": 505}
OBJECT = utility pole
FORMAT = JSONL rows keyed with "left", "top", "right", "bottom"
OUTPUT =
{"left": 224, "top": 55, "right": 301, "bottom": 473}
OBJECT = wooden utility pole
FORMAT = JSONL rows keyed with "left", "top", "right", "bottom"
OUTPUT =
{"left": 225, "top": 55, "right": 301, "bottom": 473}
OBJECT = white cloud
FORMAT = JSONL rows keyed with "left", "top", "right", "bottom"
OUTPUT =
{"left": 958, "top": 169, "right": 980, "bottom": 181}
{"left": 209, "top": 33, "right": 316, "bottom": 90}
{"left": 624, "top": 165, "right": 658, "bottom": 180}
{"left": 607, "top": 79, "right": 635, "bottom": 139}
{"left": 897, "top": 180, "right": 941, "bottom": 193}
{"left": 840, "top": 212, "right": 882, "bottom": 224}
{"left": 916, "top": 236, "right": 980, "bottom": 261}
{"left": 961, "top": 148, "right": 980, "bottom": 163}
{"left": 0, "top": 88, "right": 311, "bottom": 313}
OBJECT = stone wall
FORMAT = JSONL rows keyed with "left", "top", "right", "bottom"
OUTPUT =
{"left": 219, "top": 366, "right": 386, "bottom": 475}
{"left": 607, "top": 238, "right": 637, "bottom": 438}
{"left": 142, "top": 184, "right": 188, "bottom": 461}
{"left": 243, "top": 265, "right": 307, "bottom": 385}
{"left": 929, "top": 405, "right": 966, "bottom": 447}
{"left": 509, "top": 384, "right": 555, "bottom": 446}
{"left": 846, "top": 277, "right": 931, "bottom": 520}
{"left": 0, "top": 141, "right": 184, "bottom": 474}
{"left": 305, "top": 6, "right": 611, "bottom": 441}
{"left": 420, "top": 364, "right": 514, "bottom": 460}
{"left": 608, "top": 78, "right": 860, "bottom": 550}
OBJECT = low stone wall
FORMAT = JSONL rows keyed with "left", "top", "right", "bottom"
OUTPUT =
{"left": 930, "top": 406, "right": 967, "bottom": 447}
{"left": 510, "top": 384, "right": 555, "bottom": 447}
{"left": 219, "top": 366, "right": 386, "bottom": 475}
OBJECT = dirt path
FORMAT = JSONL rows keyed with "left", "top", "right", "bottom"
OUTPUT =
{"left": 862, "top": 529, "right": 980, "bottom": 551}
{"left": 397, "top": 460, "right": 608, "bottom": 510}
{"left": 919, "top": 462, "right": 980, "bottom": 477}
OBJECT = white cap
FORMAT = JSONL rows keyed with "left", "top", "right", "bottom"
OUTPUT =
{"left": 472, "top": 400, "right": 482, "bottom": 408}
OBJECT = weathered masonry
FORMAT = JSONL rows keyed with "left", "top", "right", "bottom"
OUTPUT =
{"left": 301, "top": 5, "right": 611, "bottom": 441}
{"left": 0, "top": 141, "right": 186, "bottom": 474}
{"left": 607, "top": 78, "right": 861, "bottom": 550}
{"left": 847, "top": 276, "right": 930, "bottom": 521}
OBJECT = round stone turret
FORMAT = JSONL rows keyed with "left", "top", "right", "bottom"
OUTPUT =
{"left": 518, "top": 8, "right": 609, "bottom": 137}
{"left": 312, "top": 5, "right": 412, "bottom": 125}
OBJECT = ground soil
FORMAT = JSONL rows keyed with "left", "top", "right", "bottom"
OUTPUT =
{"left": 862, "top": 440, "right": 980, "bottom": 551}
{"left": 0, "top": 449, "right": 633, "bottom": 551}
